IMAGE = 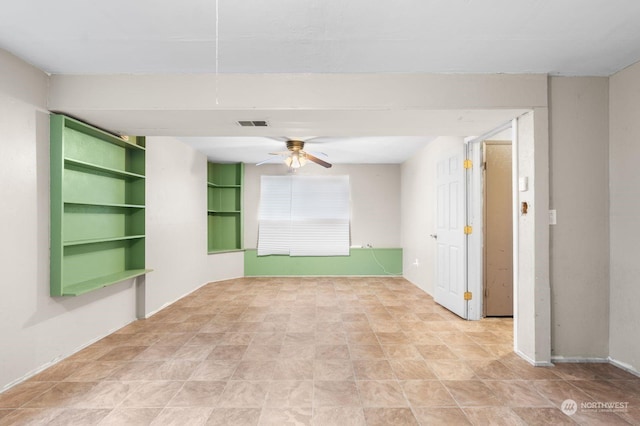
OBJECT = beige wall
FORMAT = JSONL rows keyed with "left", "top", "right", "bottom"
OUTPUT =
{"left": 0, "top": 50, "right": 140, "bottom": 391}
{"left": 514, "top": 110, "right": 552, "bottom": 365}
{"left": 50, "top": 73, "right": 548, "bottom": 111}
{"left": 0, "top": 50, "right": 246, "bottom": 390}
{"left": 609, "top": 61, "right": 640, "bottom": 372}
{"left": 548, "top": 77, "right": 610, "bottom": 360}
{"left": 47, "top": 74, "right": 541, "bottom": 139}
{"left": 145, "top": 137, "right": 244, "bottom": 316}
{"left": 243, "top": 163, "right": 401, "bottom": 249}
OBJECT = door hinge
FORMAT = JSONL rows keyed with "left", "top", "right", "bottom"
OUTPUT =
{"left": 464, "top": 291, "right": 473, "bottom": 301}
{"left": 464, "top": 225, "right": 473, "bottom": 235}
{"left": 463, "top": 159, "right": 473, "bottom": 169}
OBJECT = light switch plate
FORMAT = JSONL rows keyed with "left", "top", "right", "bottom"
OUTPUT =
{"left": 549, "top": 209, "right": 557, "bottom": 225}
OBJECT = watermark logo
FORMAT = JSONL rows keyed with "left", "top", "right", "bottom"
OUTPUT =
{"left": 561, "top": 399, "right": 578, "bottom": 416}
{"left": 561, "top": 398, "right": 629, "bottom": 416}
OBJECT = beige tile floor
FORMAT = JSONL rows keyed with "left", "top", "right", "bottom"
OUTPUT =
{"left": 1, "top": 277, "right": 639, "bottom": 425}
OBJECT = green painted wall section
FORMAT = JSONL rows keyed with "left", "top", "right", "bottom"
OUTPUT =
{"left": 244, "top": 248, "right": 403, "bottom": 276}
{"left": 207, "top": 163, "right": 244, "bottom": 253}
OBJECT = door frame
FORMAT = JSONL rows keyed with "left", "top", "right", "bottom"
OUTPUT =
{"left": 465, "top": 119, "right": 517, "bottom": 321}
{"left": 450, "top": 110, "right": 552, "bottom": 366}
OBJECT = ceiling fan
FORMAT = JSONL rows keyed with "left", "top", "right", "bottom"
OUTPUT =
{"left": 257, "top": 139, "right": 332, "bottom": 169}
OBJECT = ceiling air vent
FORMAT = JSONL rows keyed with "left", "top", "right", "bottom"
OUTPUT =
{"left": 237, "top": 120, "right": 269, "bottom": 127}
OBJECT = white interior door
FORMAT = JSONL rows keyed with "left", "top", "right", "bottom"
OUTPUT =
{"left": 434, "top": 145, "right": 467, "bottom": 319}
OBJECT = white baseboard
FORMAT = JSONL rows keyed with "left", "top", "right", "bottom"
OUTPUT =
{"left": 141, "top": 276, "right": 242, "bottom": 319}
{"left": 2, "top": 276, "right": 242, "bottom": 394}
{"left": 551, "top": 356, "right": 608, "bottom": 363}
{"left": 247, "top": 275, "right": 399, "bottom": 278}
{"left": 608, "top": 357, "right": 640, "bottom": 378}
{"left": 516, "top": 349, "right": 554, "bottom": 367}
{"left": 0, "top": 322, "right": 133, "bottom": 394}
{"left": 550, "top": 355, "right": 640, "bottom": 377}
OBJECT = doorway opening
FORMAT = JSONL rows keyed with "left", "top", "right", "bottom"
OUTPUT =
{"left": 416, "top": 110, "right": 551, "bottom": 365}
{"left": 434, "top": 123, "right": 517, "bottom": 321}
{"left": 482, "top": 141, "right": 513, "bottom": 317}
{"left": 464, "top": 121, "right": 517, "bottom": 321}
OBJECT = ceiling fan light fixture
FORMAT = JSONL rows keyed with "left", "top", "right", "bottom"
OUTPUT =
{"left": 256, "top": 138, "right": 332, "bottom": 169}
{"left": 285, "top": 151, "right": 307, "bottom": 169}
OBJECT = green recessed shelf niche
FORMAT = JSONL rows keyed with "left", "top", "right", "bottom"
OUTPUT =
{"left": 50, "top": 114, "right": 151, "bottom": 296}
{"left": 207, "top": 162, "right": 244, "bottom": 253}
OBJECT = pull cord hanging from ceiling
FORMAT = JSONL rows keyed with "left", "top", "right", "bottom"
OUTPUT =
{"left": 215, "top": 0, "right": 219, "bottom": 105}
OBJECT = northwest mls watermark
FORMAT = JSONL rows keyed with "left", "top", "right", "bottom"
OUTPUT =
{"left": 561, "top": 399, "right": 629, "bottom": 416}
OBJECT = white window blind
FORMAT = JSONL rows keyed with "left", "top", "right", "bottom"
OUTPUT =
{"left": 257, "top": 176, "right": 292, "bottom": 255}
{"left": 258, "top": 175, "right": 350, "bottom": 256}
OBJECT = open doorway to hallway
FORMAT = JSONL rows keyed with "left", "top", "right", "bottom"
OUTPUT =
{"left": 482, "top": 141, "right": 514, "bottom": 317}
{"left": 433, "top": 135, "right": 515, "bottom": 319}
{"left": 403, "top": 110, "right": 551, "bottom": 365}
{"left": 465, "top": 120, "right": 517, "bottom": 323}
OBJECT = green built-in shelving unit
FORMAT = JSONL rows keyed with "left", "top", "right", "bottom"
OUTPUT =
{"left": 50, "top": 114, "right": 151, "bottom": 296}
{"left": 207, "top": 162, "right": 244, "bottom": 253}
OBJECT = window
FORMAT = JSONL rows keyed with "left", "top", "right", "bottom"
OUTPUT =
{"left": 258, "top": 175, "right": 350, "bottom": 256}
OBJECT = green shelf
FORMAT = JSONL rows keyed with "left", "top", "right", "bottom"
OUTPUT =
{"left": 64, "top": 235, "right": 146, "bottom": 247}
{"left": 50, "top": 114, "right": 150, "bottom": 297}
{"left": 61, "top": 269, "right": 152, "bottom": 296}
{"left": 65, "top": 158, "right": 146, "bottom": 180}
{"left": 207, "top": 162, "right": 244, "bottom": 253}
{"left": 208, "top": 249, "right": 245, "bottom": 254}
{"left": 207, "top": 183, "right": 241, "bottom": 188}
{"left": 64, "top": 201, "right": 145, "bottom": 209}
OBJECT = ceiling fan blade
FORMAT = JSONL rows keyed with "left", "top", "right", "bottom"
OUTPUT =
{"left": 269, "top": 151, "right": 290, "bottom": 155}
{"left": 304, "top": 150, "right": 328, "bottom": 158}
{"left": 305, "top": 153, "right": 332, "bottom": 168}
{"left": 303, "top": 136, "right": 334, "bottom": 144}
{"left": 300, "top": 136, "right": 323, "bottom": 143}
{"left": 256, "top": 157, "right": 283, "bottom": 166}
{"left": 265, "top": 136, "right": 290, "bottom": 143}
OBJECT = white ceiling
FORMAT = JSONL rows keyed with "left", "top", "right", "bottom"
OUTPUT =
{"left": 179, "top": 136, "right": 435, "bottom": 164}
{"left": 2, "top": 0, "right": 639, "bottom": 76}
{"left": 175, "top": 107, "right": 526, "bottom": 164}
{"left": 2, "top": 0, "right": 639, "bottom": 163}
